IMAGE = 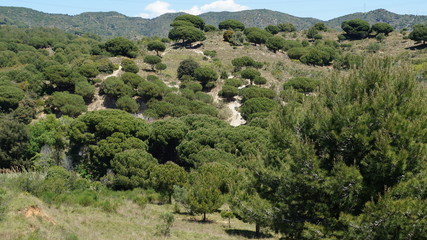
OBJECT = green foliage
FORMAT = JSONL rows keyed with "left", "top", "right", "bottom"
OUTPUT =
{"left": 283, "top": 77, "right": 319, "bottom": 93}
{"left": 240, "top": 97, "right": 278, "bottom": 120}
{"left": 168, "top": 26, "right": 206, "bottom": 44}
{"left": 375, "top": 32, "right": 386, "bottom": 42}
{"left": 0, "top": 85, "right": 25, "bottom": 112}
{"left": 0, "top": 50, "right": 18, "bottom": 67}
{"left": 367, "top": 42, "right": 381, "bottom": 53}
{"left": 231, "top": 56, "right": 263, "bottom": 71}
{"left": 155, "top": 212, "right": 175, "bottom": 236}
{"left": 174, "top": 14, "right": 205, "bottom": 30}
{"left": 115, "top": 95, "right": 139, "bottom": 113}
{"left": 150, "top": 162, "right": 187, "bottom": 203}
{"left": 75, "top": 80, "right": 95, "bottom": 102}
{"left": 110, "top": 149, "right": 157, "bottom": 189}
{"left": 177, "top": 59, "right": 200, "bottom": 79}
{"left": 313, "top": 22, "right": 328, "bottom": 31}
{"left": 341, "top": 19, "right": 371, "bottom": 39}
{"left": 77, "top": 63, "right": 99, "bottom": 78}
{"left": 278, "top": 23, "right": 297, "bottom": 32}
{"left": 409, "top": 24, "right": 427, "bottom": 44}
{"left": 104, "top": 37, "right": 138, "bottom": 58}
{"left": 147, "top": 41, "right": 166, "bottom": 56}
{"left": 266, "top": 57, "right": 427, "bottom": 237}
{"left": 240, "top": 68, "right": 261, "bottom": 84}
{"left": 121, "top": 72, "right": 144, "bottom": 88}
{"left": 266, "top": 36, "right": 286, "bottom": 53}
{"left": 265, "top": 25, "right": 280, "bottom": 34}
{"left": 47, "top": 92, "right": 87, "bottom": 117}
{"left": 372, "top": 22, "right": 393, "bottom": 36}
{"left": 223, "top": 30, "right": 234, "bottom": 42}
{"left": 306, "top": 27, "right": 319, "bottom": 39}
{"left": 193, "top": 67, "right": 218, "bottom": 88}
{"left": 69, "top": 110, "right": 150, "bottom": 178}
{"left": 239, "top": 86, "right": 276, "bottom": 102}
{"left": 143, "top": 55, "right": 161, "bottom": 71}
{"left": 0, "top": 116, "right": 29, "bottom": 168}
{"left": 219, "top": 19, "right": 245, "bottom": 31}
{"left": 180, "top": 81, "right": 203, "bottom": 92}
{"left": 155, "top": 63, "right": 167, "bottom": 72}
{"left": 121, "top": 59, "right": 139, "bottom": 73}
{"left": 253, "top": 76, "right": 267, "bottom": 85}
{"left": 287, "top": 47, "right": 310, "bottom": 60}
{"left": 203, "top": 50, "right": 217, "bottom": 58}
{"left": 219, "top": 85, "right": 239, "bottom": 100}
{"left": 245, "top": 28, "right": 272, "bottom": 45}
{"left": 186, "top": 167, "right": 224, "bottom": 221}
{"left": 204, "top": 24, "right": 217, "bottom": 32}
{"left": 149, "top": 118, "right": 189, "bottom": 163}
{"left": 282, "top": 40, "right": 303, "bottom": 51}
{"left": 101, "top": 77, "right": 133, "bottom": 98}
{"left": 224, "top": 78, "right": 243, "bottom": 88}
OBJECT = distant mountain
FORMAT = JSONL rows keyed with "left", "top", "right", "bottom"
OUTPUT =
{"left": 1, "top": 7, "right": 426, "bottom": 38}
{"left": 327, "top": 9, "right": 427, "bottom": 30}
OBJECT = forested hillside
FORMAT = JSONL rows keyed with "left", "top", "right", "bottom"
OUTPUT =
{"left": 0, "top": 12, "right": 427, "bottom": 240}
{"left": 1, "top": 6, "right": 427, "bottom": 38}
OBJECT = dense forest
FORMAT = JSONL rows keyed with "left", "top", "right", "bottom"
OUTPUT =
{"left": 0, "top": 12, "right": 427, "bottom": 240}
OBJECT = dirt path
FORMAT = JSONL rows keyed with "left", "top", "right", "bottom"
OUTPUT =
{"left": 87, "top": 66, "right": 122, "bottom": 112}
{"left": 226, "top": 97, "right": 246, "bottom": 127}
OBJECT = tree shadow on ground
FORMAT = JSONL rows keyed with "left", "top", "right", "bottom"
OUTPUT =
{"left": 406, "top": 44, "right": 427, "bottom": 50}
{"left": 225, "top": 229, "right": 273, "bottom": 239}
{"left": 183, "top": 218, "right": 215, "bottom": 224}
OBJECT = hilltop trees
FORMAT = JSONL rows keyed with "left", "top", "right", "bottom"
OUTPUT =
{"left": 103, "top": 37, "right": 138, "bottom": 58}
{"left": 147, "top": 41, "right": 166, "bottom": 56}
{"left": 169, "top": 14, "right": 206, "bottom": 46}
{"left": 218, "top": 19, "right": 245, "bottom": 31}
{"left": 372, "top": 22, "right": 393, "bottom": 36}
{"left": 409, "top": 24, "right": 427, "bottom": 44}
{"left": 341, "top": 19, "right": 371, "bottom": 39}
{"left": 144, "top": 55, "right": 162, "bottom": 71}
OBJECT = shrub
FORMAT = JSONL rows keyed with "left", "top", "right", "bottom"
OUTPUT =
{"left": 219, "top": 85, "right": 239, "bottom": 100}
{"left": 155, "top": 212, "right": 175, "bottom": 236}
{"left": 116, "top": 95, "right": 139, "bottom": 113}
{"left": 287, "top": 47, "right": 310, "bottom": 60}
{"left": 121, "top": 59, "right": 139, "bottom": 73}
{"left": 283, "top": 77, "right": 320, "bottom": 93}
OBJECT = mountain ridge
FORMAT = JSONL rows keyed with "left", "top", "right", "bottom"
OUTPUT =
{"left": 0, "top": 6, "right": 426, "bottom": 38}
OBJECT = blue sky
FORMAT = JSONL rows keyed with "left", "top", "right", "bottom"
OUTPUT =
{"left": 2, "top": 0, "right": 427, "bottom": 20}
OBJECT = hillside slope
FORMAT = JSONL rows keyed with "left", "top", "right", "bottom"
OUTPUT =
{"left": 2, "top": 6, "right": 427, "bottom": 38}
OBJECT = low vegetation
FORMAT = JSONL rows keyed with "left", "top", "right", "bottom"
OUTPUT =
{"left": 0, "top": 11, "right": 427, "bottom": 240}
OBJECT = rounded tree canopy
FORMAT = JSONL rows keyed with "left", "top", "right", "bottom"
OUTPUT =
{"left": 409, "top": 24, "right": 427, "bottom": 44}
{"left": 266, "top": 36, "right": 286, "bottom": 53}
{"left": 168, "top": 26, "right": 206, "bottom": 44}
{"left": 277, "top": 23, "right": 296, "bottom": 32}
{"left": 147, "top": 41, "right": 166, "bottom": 54}
{"left": 372, "top": 23, "right": 394, "bottom": 36}
{"left": 341, "top": 19, "right": 371, "bottom": 39}
{"left": 177, "top": 59, "right": 200, "bottom": 79}
{"left": 194, "top": 67, "right": 218, "bottom": 87}
{"left": 245, "top": 28, "right": 272, "bottom": 45}
{"left": 218, "top": 19, "right": 245, "bottom": 31}
{"left": 104, "top": 37, "right": 138, "bottom": 58}
{"left": 174, "top": 14, "right": 205, "bottom": 30}
{"left": 265, "top": 25, "right": 280, "bottom": 34}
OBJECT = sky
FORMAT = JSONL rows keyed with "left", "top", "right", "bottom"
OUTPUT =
{"left": 2, "top": 0, "right": 427, "bottom": 20}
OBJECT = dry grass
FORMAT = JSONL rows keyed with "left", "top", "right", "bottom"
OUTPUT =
{"left": 0, "top": 187, "right": 278, "bottom": 240}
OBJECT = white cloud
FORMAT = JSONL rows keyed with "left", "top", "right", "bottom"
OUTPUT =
{"left": 184, "top": 0, "right": 249, "bottom": 15}
{"left": 138, "top": 1, "right": 176, "bottom": 18}
{"left": 138, "top": 0, "right": 249, "bottom": 19}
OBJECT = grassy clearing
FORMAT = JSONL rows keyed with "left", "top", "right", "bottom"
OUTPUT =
{"left": 0, "top": 172, "right": 277, "bottom": 240}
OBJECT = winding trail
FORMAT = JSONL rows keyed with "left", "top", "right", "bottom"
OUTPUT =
{"left": 226, "top": 96, "right": 246, "bottom": 127}
{"left": 87, "top": 66, "right": 122, "bottom": 112}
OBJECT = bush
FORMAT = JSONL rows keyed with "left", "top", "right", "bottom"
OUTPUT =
{"left": 219, "top": 85, "right": 239, "bottom": 100}
{"left": 240, "top": 86, "right": 276, "bottom": 102}
{"left": 240, "top": 97, "right": 278, "bottom": 120}
{"left": 287, "top": 47, "right": 310, "bottom": 60}
{"left": 121, "top": 59, "right": 139, "bottom": 73}
{"left": 47, "top": 92, "right": 87, "bottom": 117}
{"left": 115, "top": 95, "right": 139, "bottom": 113}
{"left": 224, "top": 78, "right": 244, "bottom": 87}
{"left": 283, "top": 77, "right": 320, "bottom": 93}
{"left": 155, "top": 212, "right": 175, "bottom": 236}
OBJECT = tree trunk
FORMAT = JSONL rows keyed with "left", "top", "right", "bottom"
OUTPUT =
{"left": 203, "top": 212, "right": 206, "bottom": 222}
{"left": 168, "top": 193, "right": 172, "bottom": 204}
{"left": 255, "top": 223, "right": 260, "bottom": 237}
{"left": 228, "top": 218, "right": 231, "bottom": 228}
